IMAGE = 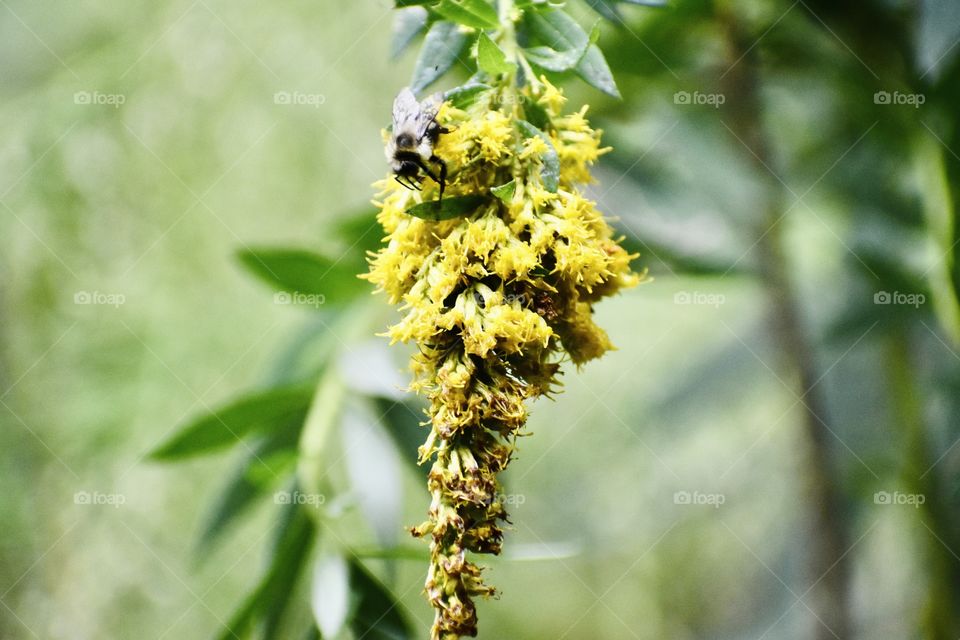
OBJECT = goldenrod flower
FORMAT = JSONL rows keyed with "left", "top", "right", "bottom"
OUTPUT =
{"left": 366, "top": 79, "right": 643, "bottom": 639}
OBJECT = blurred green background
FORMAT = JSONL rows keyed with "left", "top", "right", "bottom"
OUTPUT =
{"left": 3, "top": 1, "right": 960, "bottom": 639}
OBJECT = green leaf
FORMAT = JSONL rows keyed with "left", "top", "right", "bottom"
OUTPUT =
{"left": 151, "top": 384, "right": 315, "bottom": 460}
{"left": 915, "top": 135, "right": 960, "bottom": 344}
{"left": 334, "top": 208, "right": 383, "bottom": 258}
{"left": 215, "top": 501, "right": 316, "bottom": 640}
{"left": 405, "top": 194, "right": 488, "bottom": 220}
{"left": 349, "top": 559, "right": 415, "bottom": 640}
{"left": 297, "top": 372, "right": 346, "bottom": 496}
{"left": 582, "top": 0, "right": 666, "bottom": 22}
{"left": 526, "top": 8, "right": 589, "bottom": 50}
{"left": 394, "top": 0, "right": 433, "bottom": 6}
{"left": 516, "top": 120, "right": 560, "bottom": 192}
{"left": 491, "top": 179, "right": 517, "bottom": 203}
{"left": 524, "top": 9, "right": 590, "bottom": 71}
{"left": 477, "top": 32, "right": 515, "bottom": 76}
{"left": 576, "top": 44, "right": 621, "bottom": 97}
{"left": 237, "top": 248, "right": 363, "bottom": 305}
{"left": 411, "top": 21, "right": 470, "bottom": 93}
{"left": 443, "top": 82, "right": 492, "bottom": 109}
{"left": 520, "top": 95, "right": 551, "bottom": 130}
{"left": 391, "top": 7, "right": 428, "bottom": 59}
{"left": 522, "top": 45, "right": 587, "bottom": 72}
{"left": 260, "top": 502, "right": 318, "bottom": 640}
{"left": 195, "top": 425, "right": 300, "bottom": 554}
{"left": 435, "top": 0, "right": 499, "bottom": 29}
{"left": 372, "top": 396, "right": 427, "bottom": 476}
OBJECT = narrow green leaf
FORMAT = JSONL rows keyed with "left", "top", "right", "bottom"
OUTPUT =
{"left": 520, "top": 95, "right": 551, "bottom": 131}
{"left": 525, "top": 9, "right": 589, "bottom": 54}
{"left": 391, "top": 7, "right": 428, "bottom": 59}
{"left": 411, "top": 21, "right": 470, "bottom": 93}
{"left": 394, "top": 0, "right": 432, "bottom": 6}
{"left": 522, "top": 45, "right": 587, "bottom": 72}
{"left": 435, "top": 0, "right": 499, "bottom": 29}
{"left": 195, "top": 424, "right": 300, "bottom": 554}
{"left": 576, "top": 44, "right": 621, "bottom": 97}
{"left": 915, "top": 135, "right": 960, "bottom": 344}
{"left": 334, "top": 207, "right": 383, "bottom": 257}
{"left": 215, "top": 501, "right": 316, "bottom": 640}
{"left": 443, "top": 83, "right": 492, "bottom": 109}
{"left": 582, "top": 0, "right": 622, "bottom": 22}
{"left": 260, "top": 502, "right": 318, "bottom": 640}
{"left": 516, "top": 120, "right": 560, "bottom": 192}
{"left": 151, "top": 384, "right": 315, "bottom": 460}
{"left": 583, "top": 0, "right": 666, "bottom": 22}
{"left": 372, "top": 396, "right": 427, "bottom": 476}
{"left": 297, "top": 372, "right": 346, "bottom": 496}
{"left": 491, "top": 179, "right": 517, "bottom": 203}
{"left": 477, "top": 32, "right": 515, "bottom": 76}
{"left": 589, "top": 20, "right": 601, "bottom": 44}
{"left": 405, "top": 194, "right": 488, "bottom": 220}
{"left": 237, "top": 248, "right": 363, "bottom": 305}
{"left": 349, "top": 559, "right": 415, "bottom": 640}
{"left": 522, "top": 9, "right": 592, "bottom": 72}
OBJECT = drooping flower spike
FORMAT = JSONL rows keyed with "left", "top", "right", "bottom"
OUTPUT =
{"left": 366, "top": 73, "right": 643, "bottom": 639}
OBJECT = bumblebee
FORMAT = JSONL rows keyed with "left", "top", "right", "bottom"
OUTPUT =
{"left": 386, "top": 87, "right": 449, "bottom": 199}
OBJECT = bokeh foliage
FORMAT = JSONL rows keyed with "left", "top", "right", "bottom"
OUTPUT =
{"left": 2, "top": 0, "right": 960, "bottom": 639}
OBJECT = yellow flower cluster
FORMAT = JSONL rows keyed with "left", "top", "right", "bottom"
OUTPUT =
{"left": 366, "top": 78, "right": 642, "bottom": 639}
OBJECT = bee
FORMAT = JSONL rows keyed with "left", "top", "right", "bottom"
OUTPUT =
{"left": 386, "top": 87, "right": 449, "bottom": 200}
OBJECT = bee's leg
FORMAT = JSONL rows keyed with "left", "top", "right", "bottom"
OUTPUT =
{"left": 429, "top": 155, "right": 447, "bottom": 201}
{"left": 394, "top": 175, "right": 422, "bottom": 191}
{"left": 414, "top": 159, "right": 442, "bottom": 198}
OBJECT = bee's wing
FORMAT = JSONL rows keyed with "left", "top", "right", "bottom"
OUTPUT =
{"left": 392, "top": 87, "right": 420, "bottom": 134}
{"left": 414, "top": 91, "right": 443, "bottom": 141}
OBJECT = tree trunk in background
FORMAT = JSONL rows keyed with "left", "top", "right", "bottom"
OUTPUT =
{"left": 719, "top": 10, "right": 853, "bottom": 640}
